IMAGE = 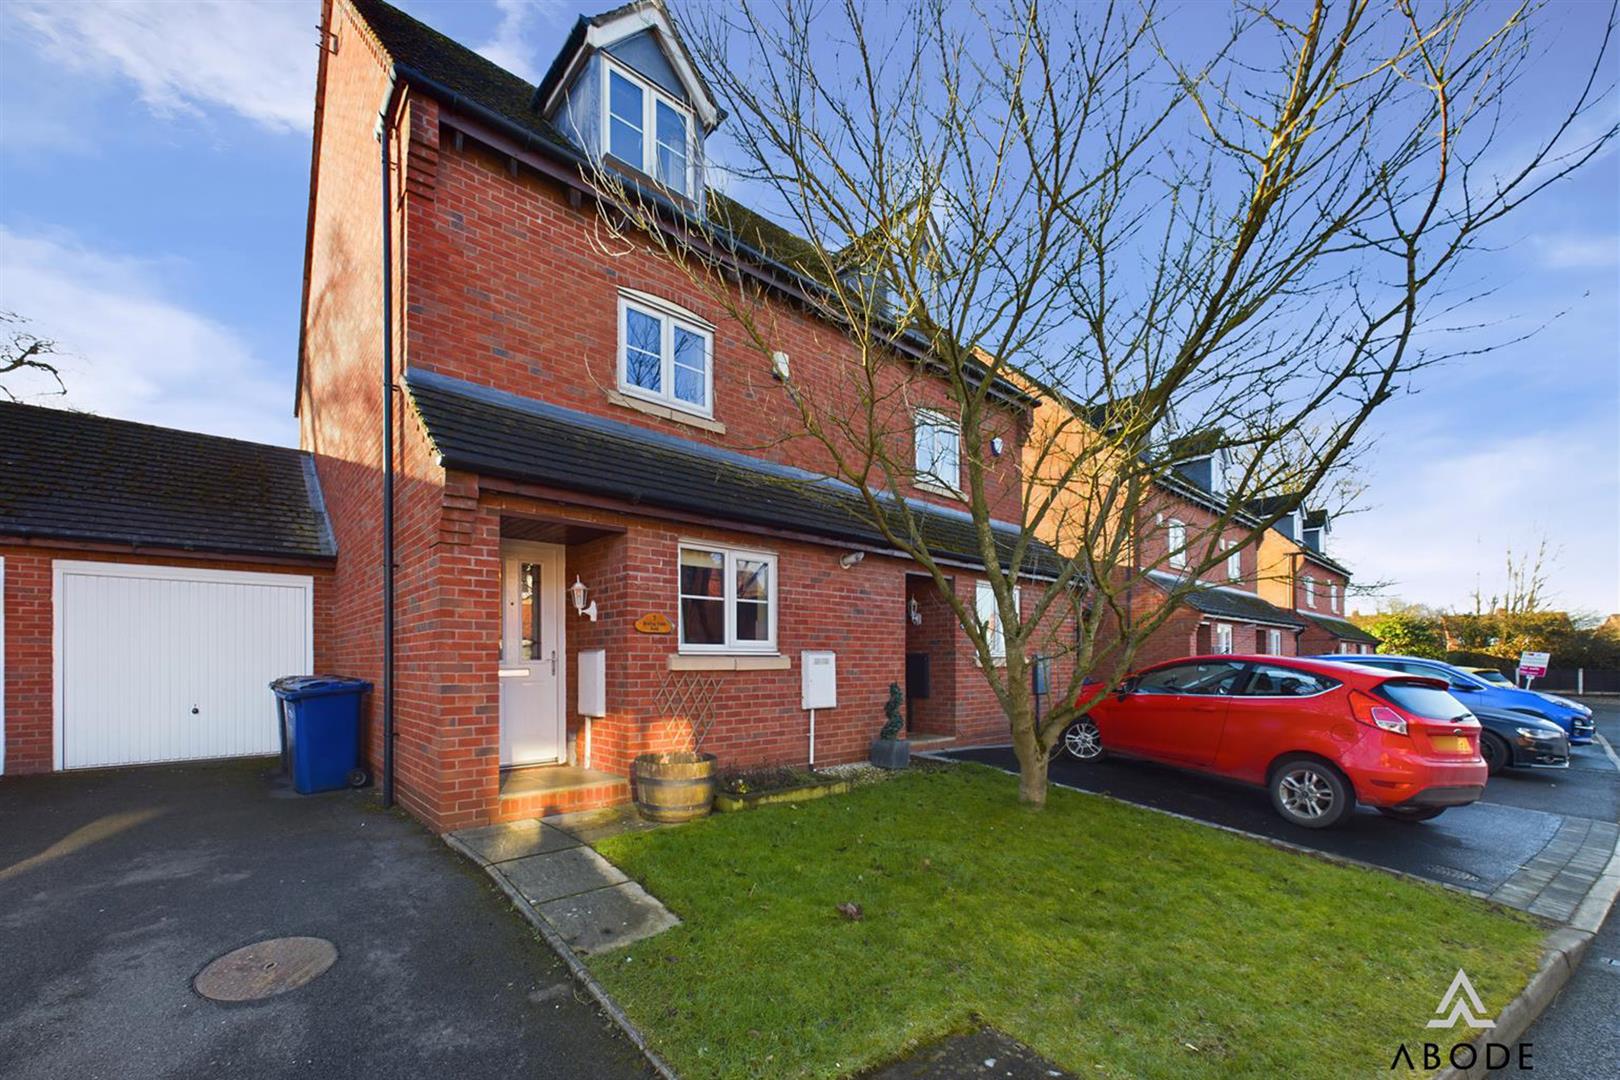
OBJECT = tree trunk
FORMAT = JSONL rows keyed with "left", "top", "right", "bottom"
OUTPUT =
{"left": 1005, "top": 689, "right": 1048, "bottom": 807}
{"left": 1017, "top": 750, "right": 1050, "bottom": 807}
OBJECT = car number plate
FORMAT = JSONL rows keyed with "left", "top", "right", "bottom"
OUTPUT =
{"left": 1432, "top": 736, "right": 1471, "bottom": 753}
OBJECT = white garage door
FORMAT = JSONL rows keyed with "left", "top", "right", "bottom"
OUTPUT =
{"left": 55, "top": 561, "right": 314, "bottom": 770}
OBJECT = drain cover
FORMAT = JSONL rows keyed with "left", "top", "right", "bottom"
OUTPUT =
{"left": 194, "top": 937, "right": 337, "bottom": 1002}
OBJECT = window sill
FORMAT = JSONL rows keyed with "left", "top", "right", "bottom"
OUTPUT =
{"left": 668, "top": 653, "right": 790, "bottom": 672}
{"left": 914, "top": 481, "right": 966, "bottom": 502}
{"left": 606, "top": 388, "right": 725, "bottom": 434}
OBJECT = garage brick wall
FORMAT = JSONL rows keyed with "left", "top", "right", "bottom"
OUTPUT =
{"left": 0, "top": 544, "right": 334, "bottom": 775}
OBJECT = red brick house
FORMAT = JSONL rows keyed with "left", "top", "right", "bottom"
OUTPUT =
{"left": 1251, "top": 499, "right": 1378, "bottom": 655}
{"left": 296, "top": 0, "right": 1060, "bottom": 831}
{"left": 1121, "top": 461, "right": 1308, "bottom": 668}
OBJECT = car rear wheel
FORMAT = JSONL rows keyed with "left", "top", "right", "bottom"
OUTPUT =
{"left": 1061, "top": 718, "right": 1103, "bottom": 762}
{"left": 1269, "top": 757, "right": 1354, "bottom": 829}
{"left": 1377, "top": 806, "right": 1446, "bottom": 823}
{"left": 1479, "top": 731, "right": 1510, "bottom": 776}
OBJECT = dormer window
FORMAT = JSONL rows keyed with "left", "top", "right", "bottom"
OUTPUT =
{"left": 603, "top": 58, "right": 694, "bottom": 197}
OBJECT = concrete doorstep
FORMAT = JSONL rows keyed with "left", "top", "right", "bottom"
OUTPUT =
{"left": 445, "top": 812, "right": 682, "bottom": 1080}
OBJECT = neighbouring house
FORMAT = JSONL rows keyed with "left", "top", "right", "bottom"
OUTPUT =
{"left": 1023, "top": 402, "right": 1307, "bottom": 669}
{"left": 296, "top": 0, "right": 1065, "bottom": 831}
{"left": 0, "top": 403, "right": 335, "bottom": 776}
{"left": 1250, "top": 497, "right": 1379, "bottom": 655}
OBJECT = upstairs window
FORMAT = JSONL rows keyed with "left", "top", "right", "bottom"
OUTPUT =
{"left": 1226, "top": 547, "right": 1242, "bottom": 581}
{"left": 914, "top": 409, "right": 962, "bottom": 494}
{"left": 1303, "top": 575, "right": 1316, "bottom": 608}
{"left": 1166, "top": 519, "right": 1187, "bottom": 569}
{"left": 618, "top": 291, "right": 713, "bottom": 415}
{"left": 1330, "top": 582, "right": 1341, "bottom": 613}
{"left": 604, "top": 60, "right": 694, "bottom": 197}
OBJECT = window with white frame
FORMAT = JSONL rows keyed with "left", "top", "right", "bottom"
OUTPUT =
{"left": 604, "top": 59, "right": 694, "bottom": 197}
{"left": 975, "top": 580, "right": 1020, "bottom": 664}
{"left": 914, "top": 409, "right": 962, "bottom": 493}
{"left": 1330, "top": 582, "right": 1341, "bottom": 613}
{"left": 1226, "top": 546, "right": 1242, "bottom": 581}
{"left": 618, "top": 292, "right": 713, "bottom": 415}
{"left": 1266, "top": 628, "right": 1282, "bottom": 655}
{"left": 1303, "top": 575, "right": 1316, "bottom": 608}
{"left": 678, "top": 544, "right": 776, "bottom": 652}
{"left": 1213, "top": 622, "right": 1234, "bottom": 654}
{"left": 1166, "top": 519, "right": 1187, "bottom": 569}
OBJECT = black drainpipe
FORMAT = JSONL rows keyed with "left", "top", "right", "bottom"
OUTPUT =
{"left": 376, "top": 70, "right": 400, "bottom": 808}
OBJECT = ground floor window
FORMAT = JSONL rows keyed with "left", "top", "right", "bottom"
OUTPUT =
{"left": 975, "top": 580, "right": 1020, "bottom": 663}
{"left": 1212, "top": 622, "right": 1234, "bottom": 654}
{"left": 678, "top": 544, "right": 777, "bottom": 652}
{"left": 1265, "top": 628, "right": 1282, "bottom": 655}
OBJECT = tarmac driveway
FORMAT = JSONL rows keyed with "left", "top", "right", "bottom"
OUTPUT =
{"left": 0, "top": 759, "right": 650, "bottom": 1080}
{"left": 943, "top": 700, "right": 1620, "bottom": 897}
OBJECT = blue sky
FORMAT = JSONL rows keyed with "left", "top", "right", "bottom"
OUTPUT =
{"left": 1, "top": 0, "right": 1616, "bottom": 616}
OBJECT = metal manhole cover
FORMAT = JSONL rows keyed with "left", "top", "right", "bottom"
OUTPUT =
{"left": 194, "top": 937, "right": 337, "bottom": 1002}
{"left": 1424, "top": 864, "right": 1482, "bottom": 884}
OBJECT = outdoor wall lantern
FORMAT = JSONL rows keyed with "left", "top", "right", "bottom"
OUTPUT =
{"left": 569, "top": 574, "right": 598, "bottom": 622}
{"left": 909, "top": 597, "right": 923, "bottom": 625}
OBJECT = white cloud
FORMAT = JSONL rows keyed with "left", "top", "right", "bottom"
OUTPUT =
{"left": 1532, "top": 232, "right": 1620, "bottom": 270}
{"left": 1334, "top": 427, "right": 1620, "bottom": 615}
{"left": 12, "top": 0, "right": 316, "bottom": 133}
{"left": 0, "top": 226, "right": 295, "bottom": 447}
{"left": 473, "top": 0, "right": 568, "bottom": 83}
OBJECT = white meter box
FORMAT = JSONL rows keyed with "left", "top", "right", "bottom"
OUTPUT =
{"left": 800, "top": 650, "right": 837, "bottom": 709}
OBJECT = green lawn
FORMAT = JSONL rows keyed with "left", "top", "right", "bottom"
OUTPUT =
{"left": 589, "top": 764, "right": 1543, "bottom": 1079}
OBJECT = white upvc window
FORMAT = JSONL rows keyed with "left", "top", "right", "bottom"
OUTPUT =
{"left": 1330, "top": 582, "right": 1341, "bottom": 613}
{"left": 1226, "top": 547, "right": 1242, "bottom": 581}
{"left": 618, "top": 291, "right": 714, "bottom": 416}
{"left": 677, "top": 544, "right": 777, "bottom": 653}
{"left": 603, "top": 57, "right": 695, "bottom": 197}
{"left": 1303, "top": 575, "right": 1316, "bottom": 608}
{"left": 914, "top": 409, "right": 962, "bottom": 494}
{"left": 1166, "top": 519, "right": 1187, "bottom": 569}
{"left": 1266, "top": 628, "right": 1282, "bottom": 655}
{"left": 1213, "top": 622, "right": 1234, "bottom": 654}
{"left": 975, "top": 580, "right": 1020, "bottom": 664}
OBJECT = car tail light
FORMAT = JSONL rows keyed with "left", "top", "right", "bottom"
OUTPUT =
{"left": 1348, "top": 691, "right": 1409, "bottom": 736}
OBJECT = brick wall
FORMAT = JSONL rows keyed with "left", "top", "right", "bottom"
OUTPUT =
{"left": 0, "top": 544, "right": 334, "bottom": 775}
{"left": 399, "top": 111, "right": 1029, "bottom": 525}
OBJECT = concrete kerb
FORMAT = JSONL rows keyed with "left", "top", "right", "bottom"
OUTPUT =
{"left": 443, "top": 831, "right": 680, "bottom": 1080}
{"left": 922, "top": 747, "right": 1620, "bottom": 1080}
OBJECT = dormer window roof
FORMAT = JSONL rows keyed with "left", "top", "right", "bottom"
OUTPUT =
{"left": 535, "top": 2, "right": 720, "bottom": 201}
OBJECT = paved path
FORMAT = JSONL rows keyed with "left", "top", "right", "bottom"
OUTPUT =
{"left": 1495, "top": 701, "right": 1620, "bottom": 1078}
{"left": 0, "top": 760, "right": 651, "bottom": 1080}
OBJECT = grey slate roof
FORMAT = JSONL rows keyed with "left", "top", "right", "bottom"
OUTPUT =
{"left": 404, "top": 368, "right": 1056, "bottom": 575}
{"left": 0, "top": 402, "right": 335, "bottom": 561}
{"left": 1145, "top": 570, "right": 1306, "bottom": 629}
{"left": 1301, "top": 612, "right": 1380, "bottom": 644}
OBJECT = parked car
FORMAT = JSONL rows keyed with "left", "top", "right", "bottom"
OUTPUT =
{"left": 1465, "top": 666, "right": 1515, "bottom": 687}
{"left": 1307, "top": 654, "right": 1595, "bottom": 744}
{"left": 1468, "top": 705, "right": 1570, "bottom": 774}
{"left": 1063, "top": 655, "right": 1487, "bottom": 829}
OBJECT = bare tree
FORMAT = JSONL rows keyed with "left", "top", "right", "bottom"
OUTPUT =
{"left": 582, "top": 0, "right": 1616, "bottom": 804}
{"left": 0, "top": 312, "right": 65, "bottom": 402}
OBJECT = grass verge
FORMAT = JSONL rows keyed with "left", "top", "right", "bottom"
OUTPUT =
{"left": 589, "top": 764, "right": 1543, "bottom": 1078}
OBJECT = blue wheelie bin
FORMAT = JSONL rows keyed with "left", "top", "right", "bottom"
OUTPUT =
{"left": 269, "top": 676, "right": 373, "bottom": 795}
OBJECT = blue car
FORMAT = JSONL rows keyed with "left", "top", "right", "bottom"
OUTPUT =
{"left": 1308, "top": 654, "right": 1595, "bottom": 744}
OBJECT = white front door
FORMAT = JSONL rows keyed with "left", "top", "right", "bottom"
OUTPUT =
{"left": 499, "top": 543, "right": 566, "bottom": 766}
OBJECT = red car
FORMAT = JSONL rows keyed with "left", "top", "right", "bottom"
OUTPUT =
{"left": 1062, "top": 655, "right": 1487, "bottom": 828}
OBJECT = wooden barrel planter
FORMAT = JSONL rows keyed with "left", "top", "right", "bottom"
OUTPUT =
{"left": 632, "top": 751, "right": 717, "bottom": 823}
